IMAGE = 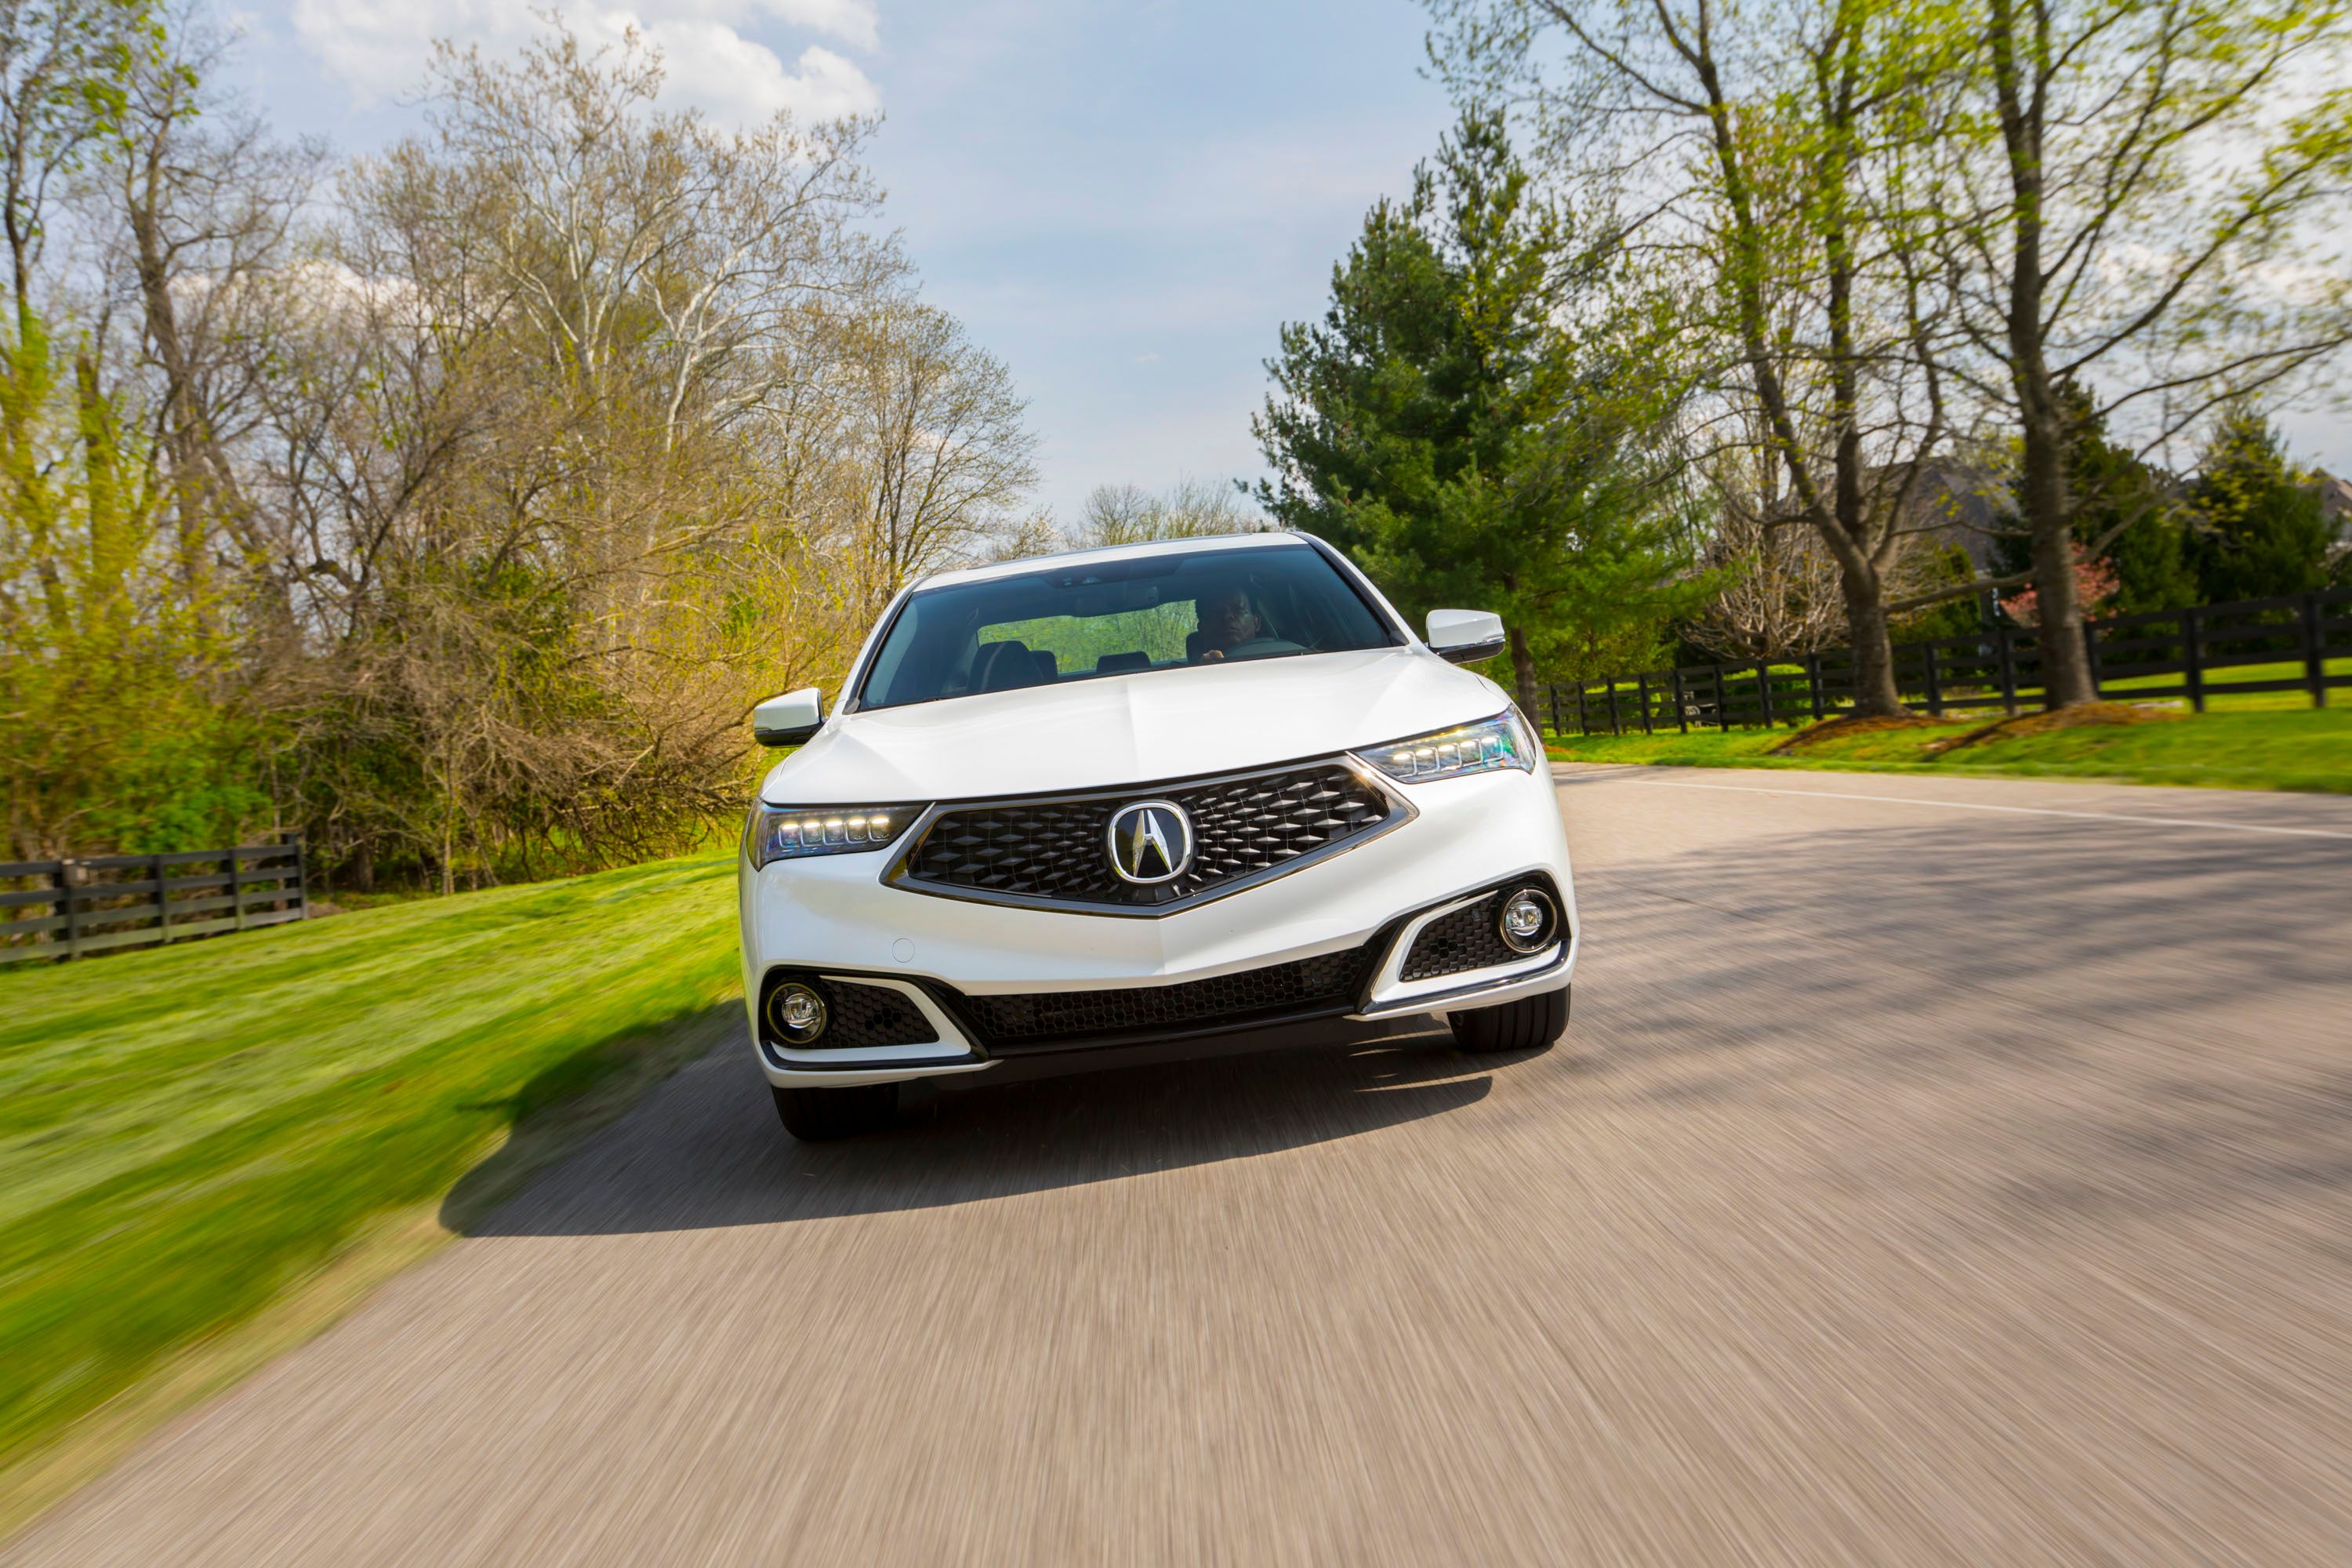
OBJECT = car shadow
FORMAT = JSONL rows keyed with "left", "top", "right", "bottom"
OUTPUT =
{"left": 451, "top": 1017, "right": 1530, "bottom": 1239}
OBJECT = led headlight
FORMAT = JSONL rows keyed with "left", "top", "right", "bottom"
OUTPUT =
{"left": 1362, "top": 709, "right": 1537, "bottom": 782}
{"left": 744, "top": 801, "right": 921, "bottom": 869}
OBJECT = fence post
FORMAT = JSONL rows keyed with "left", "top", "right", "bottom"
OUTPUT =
{"left": 1605, "top": 681, "right": 1621, "bottom": 736}
{"left": 2183, "top": 607, "right": 2206, "bottom": 713}
{"left": 53, "top": 861, "right": 80, "bottom": 960}
{"left": 1635, "top": 672, "right": 1653, "bottom": 735}
{"left": 1755, "top": 662, "right": 1774, "bottom": 727}
{"left": 1807, "top": 654, "right": 1824, "bottom": 720}
{"left": 153, "top": 854, "right": 169, "bottom": 945}
{"left": 229, "top": 848, "right": 247, "bottom": 931}
{"left": 1671, "top": 668, "right": 1689, "bottom": 733}
{"left": 2084, "top": 620, "right": 2104, "bottom": 698}
{"left": 1996, "top": 625, "right": 2018, "bottom": 716}
{"left": 2301, "top": 592, "right": 2327, "bottom": 709}
{"left": 1922, "top": 642, "right": 1943, "bottom": 718}
{"left": 1711, "top": 664, "right": 1729, "bottom": 728}
{"left": 286, "top": 833, "right": 308, "bottom": 920}
{"left": 1576, "top": 685, "right": 1589, "bottom": 736}
{"left": 1548, "top": 684, "right": 1563, "bottom": 738}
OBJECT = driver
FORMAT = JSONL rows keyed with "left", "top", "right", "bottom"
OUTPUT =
{"left": 1192, "top": 584, "right": 1265, "bottom": 662}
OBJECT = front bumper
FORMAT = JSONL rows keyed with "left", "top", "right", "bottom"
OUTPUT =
{"left": 737, "top": 762, "right": 1577, "bottom": 1088}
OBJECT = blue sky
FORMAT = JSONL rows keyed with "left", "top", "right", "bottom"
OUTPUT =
{"left": 223, "top": 1, "right": 2347, "bottom": 515}
{"left": 223, "top": 1, "right": 1457, "bottom": 524}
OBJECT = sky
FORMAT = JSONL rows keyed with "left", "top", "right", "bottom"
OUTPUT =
{"left": 221, "top": 0, "right": 2347, "bottom": 519}
{"left": 220, "top": 0, "right": 1460, "bottom": 525}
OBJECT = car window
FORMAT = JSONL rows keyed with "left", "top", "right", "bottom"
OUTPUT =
{"left": 854, "top": 543, "right": 1400, "bottom": 710}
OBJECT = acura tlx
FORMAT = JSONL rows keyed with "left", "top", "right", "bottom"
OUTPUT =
{"left": 739, "top": 532, "right": 1577, "bottom": 1140}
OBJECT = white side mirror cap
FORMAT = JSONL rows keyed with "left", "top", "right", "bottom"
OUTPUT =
{"left": 752, "top": 688, "right": 824, "bottom": 746}
{"left": 1425, "top": 608, "right": 1506, "bottom": 665}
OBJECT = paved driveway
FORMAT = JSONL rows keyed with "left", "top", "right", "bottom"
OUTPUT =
{"left": 11, "top": 766, "right": 2352, "bottom": 1565}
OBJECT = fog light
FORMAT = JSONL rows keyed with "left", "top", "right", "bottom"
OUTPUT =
{"left": 1498, "top": 888, "right": 1557, "bottom": 953}
{"left": 766, "top": 982, "right": 829, "bottom": 1044}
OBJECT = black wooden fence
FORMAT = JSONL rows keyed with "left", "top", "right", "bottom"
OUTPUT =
{"left": 1545, "top": 587, "right": 2352, "bottom": 738}
{"left": 0, "top": 836, "right": 307, "bottom": 964}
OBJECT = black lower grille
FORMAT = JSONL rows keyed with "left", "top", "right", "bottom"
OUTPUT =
{"left": 1399, "top": 881, "right": 1561, "bottom": 982}
{"left": 952, "top": 944, "right": 1374, "bottom": 1051}
{"left": 760, "top": 974, "right": 940, "bottom": 1051}
{"left": 899, "top": 761, "right": 1396, "bottom": 913}
{"left": 824, "top": 981, "right": 938, "bottom": 1048}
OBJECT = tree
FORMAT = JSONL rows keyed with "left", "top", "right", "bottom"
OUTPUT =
{"left": 1428, "top": 0, "right": 1971, "bottom": 717}
{"left": 1255, "top": 109, "right": 1696, "bottom": 714}
{"left": 2183, "top": 405, "right": 2332, "bottom": 604}
{"left": 1989, "top": 381, "right": 2195, "bottom": 616}
{"left": 1932, "top": 0, "right": 2352, "bottom": 705}
{"left": 1069, "top": 477, "right": 1260, "bottom": 550}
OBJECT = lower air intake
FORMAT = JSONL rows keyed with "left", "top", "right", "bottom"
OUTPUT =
{"left": 952, "top": 944, "right": 1374, "bottom": 1052}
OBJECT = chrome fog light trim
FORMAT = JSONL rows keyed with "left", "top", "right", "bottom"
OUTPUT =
{"left": 1498, "top": 887, "right": 1559, "bottom": 953}
{"left": 765, "top": 982, "right": 829, "bottom": 1044}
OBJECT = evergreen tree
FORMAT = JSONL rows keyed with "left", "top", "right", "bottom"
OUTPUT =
{"left": 1253, "top": 111, "right": 1700, "bottom": 712}
{"left": 2184, "top": 405, "right": 2332, "bottom": 604}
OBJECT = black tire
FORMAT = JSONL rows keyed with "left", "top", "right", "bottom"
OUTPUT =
{"left": 1448, "top": 985, "right": 1570, "bottom": 1054}
{"left": 772, "top": 1082, "right": 898, "bottom": 1141}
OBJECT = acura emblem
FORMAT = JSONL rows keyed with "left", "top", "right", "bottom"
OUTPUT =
{"left": 1106, "top": 800, "right": 1193, "bottom": 884}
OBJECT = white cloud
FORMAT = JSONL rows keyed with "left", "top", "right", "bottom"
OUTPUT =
{"left": 288, "top": 0, "right": 879, "bottom": 122}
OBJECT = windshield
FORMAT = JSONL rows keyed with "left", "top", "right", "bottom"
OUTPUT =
{"left": 852, "top": 543, "right": 1401, "bottom": 710}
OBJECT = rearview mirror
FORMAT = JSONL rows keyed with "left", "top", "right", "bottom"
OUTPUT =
{"left": 752, "top": 688, "right": 824, "bottom": 747}
{"left": 1425, "top": 608, "right": 1506, "bottom": 666}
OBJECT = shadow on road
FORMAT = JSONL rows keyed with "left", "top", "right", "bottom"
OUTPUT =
{"left": 451, "top": 1019, "right": 1530, "bottom": 1240}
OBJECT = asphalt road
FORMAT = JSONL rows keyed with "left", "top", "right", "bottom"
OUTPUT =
{"left": 12, "top": 765, "right": 2352, "bottom": 1566}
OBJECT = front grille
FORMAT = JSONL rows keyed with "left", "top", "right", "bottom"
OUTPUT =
{"left": 824, "top": 981, "right": 939, "bottom": 1048}
{"left": 898, "top": 761, "right": 1397, "bottom": 912}
{"left": 952, "top": 944, "right": 1374, "bottom": 1051}
{"left": 1399, "top": 893, "right": 1519, "bottom": 981}
{"left": 1398, "top": 880, "right": 1563, "bottom": 982}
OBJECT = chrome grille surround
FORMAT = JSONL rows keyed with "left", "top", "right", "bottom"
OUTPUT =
{"left": 884, "top": 757, "right": 1414, "bottom": 917}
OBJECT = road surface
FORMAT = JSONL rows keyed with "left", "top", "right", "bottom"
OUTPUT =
{"left": 12, "top": 765, "right": 2352, "bottom": 1566}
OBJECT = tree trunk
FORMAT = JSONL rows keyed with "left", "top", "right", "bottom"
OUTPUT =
{"left": 2019, "top": 390, "right": 2095, "bottom": 707}
{"left": 1839, "top": 563, "right": 1904, "bottom": 717}
{"left": 1507, "top": 625, "right": 1541, "bottom": 725}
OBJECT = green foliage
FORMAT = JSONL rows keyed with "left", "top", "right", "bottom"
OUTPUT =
{"left": 2184, "top": 405, "right": 2332, "bottom": 604}
{"left": 1893, "top": 543, "right": 1984, "bottom": 642}
{"left": 0, "top": 851, "right": 739, "bottom": 1483}
{"left": 1254, "top": 109, "right": 1703, "bottom": 697}
{"left": 1989, "top": 383, "right": 2198, "bottom": 615}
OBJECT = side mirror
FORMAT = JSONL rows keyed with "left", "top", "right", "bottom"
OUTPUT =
{"left": 1425, "top": 608, "right": 1506, "bottom": 666}
{"left": 752, "top": 688, "right": 824, "bottom": 747}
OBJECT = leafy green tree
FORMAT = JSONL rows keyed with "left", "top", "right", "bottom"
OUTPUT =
{"left": 1254, "top": 110, "right": 1699, "bottom": 713}
{"left": 2184, "top": 407, "right": 2332, "bottom": 605}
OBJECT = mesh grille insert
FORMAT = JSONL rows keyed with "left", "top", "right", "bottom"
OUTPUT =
{"left": 1398, "top": 882, "right": 1561, "bottom": 982}
{"left": 953, "top": 945, "right": 1373, "bottom": 1051}
{"left": 902, "top": 762, "right": 1394, "bottom": 911}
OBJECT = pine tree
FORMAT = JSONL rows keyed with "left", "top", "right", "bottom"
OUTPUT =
{"left": 2184, "top": 405, "right": 2332, "bottom": 604}
{"left": 1253, "top": 111, "right": 1697, "bottom": 710}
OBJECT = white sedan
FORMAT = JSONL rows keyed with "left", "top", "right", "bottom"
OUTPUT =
{"left": 739, "top": 532, "right": 1577, "bottom": 1139}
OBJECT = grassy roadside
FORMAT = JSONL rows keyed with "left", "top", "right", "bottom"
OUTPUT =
{"left": 0, "top": 853, "right": 742, "bottom": 1534}
{"left": 1548, "top": 706, "right": 2352, "bottom": 793}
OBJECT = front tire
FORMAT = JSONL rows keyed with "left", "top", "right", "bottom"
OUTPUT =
{"left": 1448, "top": 985, "right": 1569, "bottom": 1054}
{"left": 772, "top": 1082, "right": 898, "bottom": 1141}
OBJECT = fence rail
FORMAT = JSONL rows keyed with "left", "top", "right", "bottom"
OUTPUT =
{"left": 1545, "top": 587, "right": 2352, "bottom": 739}
{"left": 0, "top": 836, "right": 307, "bottom": 964}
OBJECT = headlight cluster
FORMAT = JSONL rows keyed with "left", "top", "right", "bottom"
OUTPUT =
{"left": 744, "top": 801, "right": 921, "bottom": 869}
{"left": 1363, "top": 710, "right": 1536, "bottom": 782}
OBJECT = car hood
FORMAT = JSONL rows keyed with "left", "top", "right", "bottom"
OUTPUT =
{"left": 760, "top": 646, "right": 1512, "bottom": 804}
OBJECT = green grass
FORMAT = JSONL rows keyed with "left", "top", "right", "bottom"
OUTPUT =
{"left": 0, "top": 853, "right": 741, "bottom": 1512}
{"left": 1548, "top": 706, "right": 2352, "bottom": 793}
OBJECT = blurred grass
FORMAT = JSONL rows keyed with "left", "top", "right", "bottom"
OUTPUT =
{"left": 1548, "top": 706, "right": 2352, "bottom": 793}
{"left": 0, "top": 852, "right": 739, "bottom": 1505}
